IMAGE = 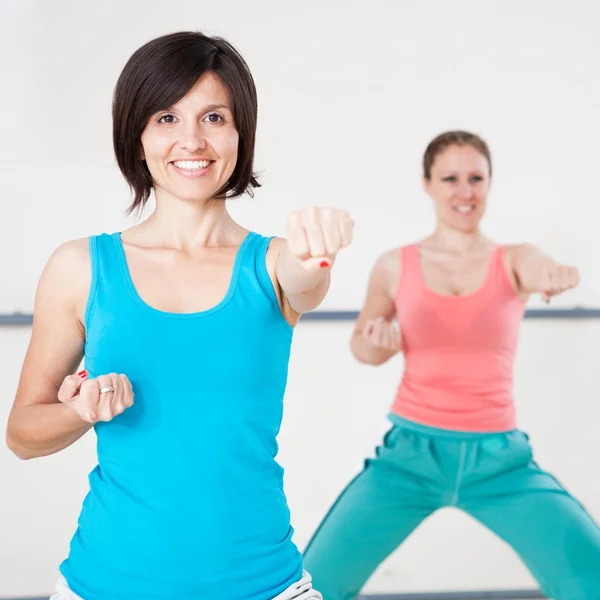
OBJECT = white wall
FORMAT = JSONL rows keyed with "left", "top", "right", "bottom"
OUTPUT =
{"left": 3, "top": 0, "right": 600, "bottom": 597}
{"left": 2, "top": 320, "right": 600, "bottom": 597}
{"left": 3, "top": 0, "right": 600, "bottom": 313}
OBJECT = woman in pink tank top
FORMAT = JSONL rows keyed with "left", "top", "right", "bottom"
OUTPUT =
{"left": 303, "top": 131, "right": 600, "bottom": 600}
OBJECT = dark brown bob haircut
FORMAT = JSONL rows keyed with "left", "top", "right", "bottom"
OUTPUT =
{"left": 112, "top": 31, "right": 260, "bottom": 213}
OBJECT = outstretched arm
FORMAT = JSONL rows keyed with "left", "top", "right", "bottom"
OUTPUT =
{"left": 510, "top": 243, "right": 579, "bottom": 302}
{"left": 274, "top": 206, "right": 353, "bottom": 319}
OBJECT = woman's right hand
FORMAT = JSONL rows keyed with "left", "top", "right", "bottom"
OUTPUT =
{"left": 58, "top": 371, "right": 134, "bottom": 424}
{"left": 361, "top": 317, "right": 402, "bottom": 353}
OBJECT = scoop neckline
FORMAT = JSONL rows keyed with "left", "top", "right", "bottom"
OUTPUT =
{"left": 414, "top": 243, "right": 500, "bottom": 300}
{"left": 113, "top": 231, "right": 254, "bottom": 319}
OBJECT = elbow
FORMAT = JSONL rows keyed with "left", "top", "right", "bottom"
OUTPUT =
{"left": 360, "top": 354, "right": 387, "bottom": 366}
{"left": 350, "top": 337, "right": 383, "bottom": 366}
{"left": 6, "top": 434, "right": 35, "bottom": 460}
{"left": 6, "top": 421, "right": 39, "bottom": 460}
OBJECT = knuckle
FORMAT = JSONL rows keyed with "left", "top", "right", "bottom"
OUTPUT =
{"left": 65, "top": 374, "right": 79, "bottom": 386}
{"left": 80, "top": 380, "right": 98, "bottom": 397}
{"left": 98, "top": 410, "right": 113, "bottom": 422}
{"left": 303, "top": 206, "right": 318, "bottom": 220}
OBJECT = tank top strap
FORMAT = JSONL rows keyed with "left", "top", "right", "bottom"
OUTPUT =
{"left": 486, "top": 244, "right": 516, "bottom": 295}
{"left": 84, "top": 232, "right": 130, "bottom": 329}
{"left": 491, "top": 244, "right": 504, "bottom": 268}
{"left": 234, "top": 232, "right": 290, "bottom": 325}
{"left": 397, "top": 243, "right": 422, "bottom": 298}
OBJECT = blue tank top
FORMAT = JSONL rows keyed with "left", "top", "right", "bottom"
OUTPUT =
{"left": 60, "top": 231, "right": 303, "bottom": 600}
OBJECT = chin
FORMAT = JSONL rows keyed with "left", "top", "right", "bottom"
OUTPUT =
{"left": 443, "top": 218, "right": 482, "bottom": 233}
{"left": 168, "top": 185, "right": 223, "bottom": 204}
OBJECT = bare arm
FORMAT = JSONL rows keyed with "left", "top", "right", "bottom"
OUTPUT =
{"left": 508, "top": 243, "right": 579, "bottom": 301}
{"left": 6, "top": 240, "right": 93, "bottom": 459}
{"left": 265, "top": 237, "right": 329, "bottom": 326}
{"left": 351, "top": 249, "right": 402, "bottom": 365}
{"left": 272, "top": 207, "right": 353, "bottom": 322}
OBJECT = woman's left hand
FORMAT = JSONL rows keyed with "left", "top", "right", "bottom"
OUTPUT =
{"left": 538, "top": 263, "right": 580, "bottom": 302}
{"left": 285, "top": 206, "right": 354, "bottom": 271}
{"left": 514, "top": 245, "right": 580, "bottom": 302}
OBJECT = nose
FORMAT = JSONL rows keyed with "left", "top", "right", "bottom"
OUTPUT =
{"left": 457, "top": 181, "right": 473, "bottom": 199}
{"left": 178, "top": 122, "right": 207, "bottom": 153}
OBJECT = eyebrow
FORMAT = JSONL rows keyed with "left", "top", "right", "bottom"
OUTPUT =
{"left": 441, "top": 171, "right": 484, "bottom": 177}
{"left": 162, "top": 102, "right": 232, "bottom": 113}
{"left": 202, "top": 103, "right": 231, "bottom": 112}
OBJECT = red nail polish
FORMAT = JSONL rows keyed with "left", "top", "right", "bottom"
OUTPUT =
{"left": 319, "top": 261, "right": 330, "bottom": 268}
{"left": 78, "top": 370, "right": 87, "bottom": 378}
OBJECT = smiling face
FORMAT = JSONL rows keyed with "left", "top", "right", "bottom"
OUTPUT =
{"left": 423, "top": 144, "right": 491, "bottom": 233}
{"left": 139, "top": 72, "right": 239, "bottom": 205}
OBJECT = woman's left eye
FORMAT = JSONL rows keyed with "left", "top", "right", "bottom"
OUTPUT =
{"left": 204, "top": 112, "right": 224, "bottom": 123}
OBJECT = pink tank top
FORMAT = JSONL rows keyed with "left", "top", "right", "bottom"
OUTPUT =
{"left": 391, "top": 244, "right": 526, "bottom": 432}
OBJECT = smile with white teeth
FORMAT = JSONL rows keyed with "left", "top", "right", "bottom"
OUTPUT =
{"left": 172, "top": 160, "right": 212, "bottom": 170}
{"left": 452, "top": 205, "right": 475, "bottom": 213}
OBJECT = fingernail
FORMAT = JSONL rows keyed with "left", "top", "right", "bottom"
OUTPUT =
{"left": 78, "top": 370, "right": 87, "bottom": 379}
{"left": 319, "top": 260, "right": 331, "bottom": 268}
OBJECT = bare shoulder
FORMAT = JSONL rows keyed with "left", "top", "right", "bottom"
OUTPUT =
{"left": 13, "top": 240, "right": 91, "bottom": 413}
{"left": 369, "top": 247, "right": 402, "bottom": 298}
{"left": 264, "top": 236, "right": 286, "bottom": 275}
{"left": 266, "top": 235, "right": 287, "bottom": 255}
{"left": 49, "top": 238, "right": 90, "bottom": 265}
{"left": 41, "top": 238, "right": 91, "bottom": 291}
{"left": 498, "top": 242, "right": 534, "bottom": 298}
{"left": 37, "top": 238, "right": 92, "bottom": 324}
{"left": 502, "top": 242, "right": 540, "bottom": 274}
{"left": 503, "top": 242, "right": 536, "bottom": 263}
{"left": 374, "top": 247, "right": 402, "bottom": 273}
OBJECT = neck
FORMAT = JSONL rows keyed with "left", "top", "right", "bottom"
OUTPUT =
{"left": 426, "top": 223, "right": 487, "bottom": 254}
{"left": 136, "top": 189, "right": 246, "bottom": 250}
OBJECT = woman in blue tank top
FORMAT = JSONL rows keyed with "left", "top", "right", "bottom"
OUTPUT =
{"left": 7, "top": 31, "right": 353, "bottom": 600}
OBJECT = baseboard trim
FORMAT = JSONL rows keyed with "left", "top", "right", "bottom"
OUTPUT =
{"left": 4, "top": 591, "right": 546, "bottom": 600}
{"left": 359, "top": 591, "right": 545, "bottom": 599}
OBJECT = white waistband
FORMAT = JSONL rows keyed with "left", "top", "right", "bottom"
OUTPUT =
{"left": 50, "top": 572, "right": 322, "bottom": 600}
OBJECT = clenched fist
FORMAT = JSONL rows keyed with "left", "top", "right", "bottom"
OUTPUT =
{"left": 361, "top": 317, "right": 402, "bottom": 353}
{"left": 58, "top": 370, "right": 134, "bottom": 424}
{"left": 539, "top": 264, "right": 579, "bottom": 303}
{"left": 286, "top": 206, "right": 353, "bottom": 270}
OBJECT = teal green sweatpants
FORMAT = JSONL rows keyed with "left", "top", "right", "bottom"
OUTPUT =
{"left": 303, "top": 417, "right": 600, "bottom": 600}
